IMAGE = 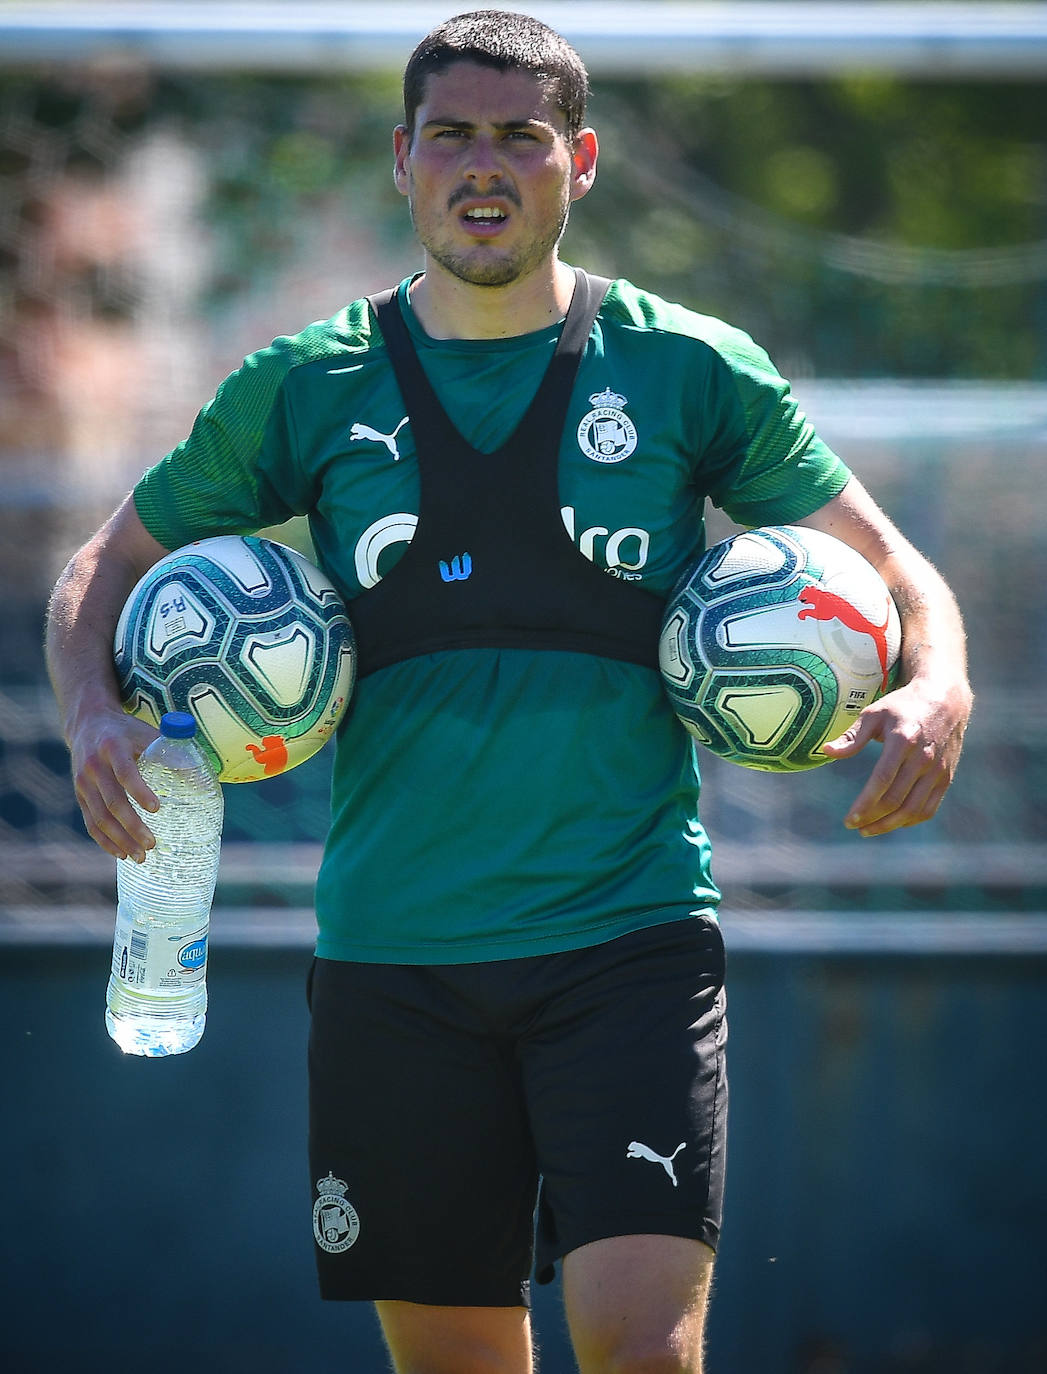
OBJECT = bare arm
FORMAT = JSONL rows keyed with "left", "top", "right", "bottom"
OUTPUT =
{"left": 795, "top": 476, "right": 973, "bottom": 836}
{"left": 45, "top": 494, "right": 172, "bottom": 861}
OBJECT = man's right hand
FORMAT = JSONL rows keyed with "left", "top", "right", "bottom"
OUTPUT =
{"left": 69, "top": 706, "right": 163, "bottom": 862}
{"left": 45, "top": 493, "right": 174, "bottom": 862}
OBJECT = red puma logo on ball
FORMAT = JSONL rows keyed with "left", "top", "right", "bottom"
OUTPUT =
{"left": 797, "top": 585, "right": 892, "bottom": 691}
{"left": 245, "top": 735, "right": 289, "bottom": 776}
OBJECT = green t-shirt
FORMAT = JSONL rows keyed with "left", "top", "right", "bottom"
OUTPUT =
{"left": 134, "top": 275, "right": 850, "bottom": 962}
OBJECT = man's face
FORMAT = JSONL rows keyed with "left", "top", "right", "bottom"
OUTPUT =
{"left": 394, "top": 62, "right": 596, "bottom": 289}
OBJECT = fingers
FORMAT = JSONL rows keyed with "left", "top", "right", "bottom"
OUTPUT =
{"left": 844, "top": 759, "right": 948, "bottom": 837}
{"left": 823, "top": 687, "right": 966, "bottom": 837}
{"left": 820, "top": 713, "right": 875, "bottom": 760}
{"left": 76, "top": 762, "right": 155, "bottom": 862}
{"left": 72, "top": 717, "right": 159, "bottom": 862}
{"left": 840, "top": 719, "right": 956, "bottom": 837}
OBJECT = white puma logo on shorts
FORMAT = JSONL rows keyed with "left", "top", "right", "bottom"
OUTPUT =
{"left": 626, "top": 1139, "right": 686, "bottom": 1187}
{"left": 349, "top": 416, "right": 409, "bottom": 461}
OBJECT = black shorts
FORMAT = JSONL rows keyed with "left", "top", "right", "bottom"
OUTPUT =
{"left": 307, "top": 918, "right": 728, "bottom": 1308}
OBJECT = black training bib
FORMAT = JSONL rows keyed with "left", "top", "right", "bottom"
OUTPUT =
{"left": 350, "top": 269, "right": 664, "bottom": 678}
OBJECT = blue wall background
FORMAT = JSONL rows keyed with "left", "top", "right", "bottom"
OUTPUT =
{"left": 3, "top": 942, "right": 1045, "bottom": 1373}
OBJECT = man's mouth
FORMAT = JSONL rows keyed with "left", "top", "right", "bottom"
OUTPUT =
{"left": 463, "top": 207, "right": 507, "bottom": 222}
{"left": 460, "top": 204, "right": 510, "bottom": 236}
{"left": 450, "top": 185, "right": 518, "bottom": 234}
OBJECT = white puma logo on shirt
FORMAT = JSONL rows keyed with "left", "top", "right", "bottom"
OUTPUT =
{"left": 626, "top": 1140, "right": 686, "bottom": 1187}
{"left": 349, "top": 416, "right": 409, "bottom": 461}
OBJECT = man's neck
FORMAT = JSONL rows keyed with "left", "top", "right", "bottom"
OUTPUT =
{"left": 407, "top": 258, "right": 577, "bottom": 340}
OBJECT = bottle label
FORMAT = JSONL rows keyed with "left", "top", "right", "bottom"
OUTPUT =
{"left": 111, "top": 910, "right": 208, "bottom": 991}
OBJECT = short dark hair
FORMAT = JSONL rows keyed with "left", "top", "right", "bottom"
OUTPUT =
{"left": 402, "top": 10, "right": 590, "bottom": 139}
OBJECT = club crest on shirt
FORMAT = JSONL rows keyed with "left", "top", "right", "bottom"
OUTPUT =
{"left": 312, "top": 1171, "right": 361, "bottom": 1254}
{"left": 577, "top": 387, "right": 638, "bottom": 464}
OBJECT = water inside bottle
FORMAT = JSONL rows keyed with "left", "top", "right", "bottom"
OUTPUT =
{"left": 106, "top": 736, "right": 223, "bottom": 1057}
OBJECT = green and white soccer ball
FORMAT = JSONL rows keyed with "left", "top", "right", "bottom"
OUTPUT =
{"left": 115, "top": 535, "right": 355, "bottom": 782}
{"left": 659, "top": 525, "right": 901, "bottom": 771}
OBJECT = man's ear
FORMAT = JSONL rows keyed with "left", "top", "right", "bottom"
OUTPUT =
{"left": 569, "top": 128, "right": 598, "bottom": 202}
{"left": 393, "top": 124, "right": 411, "bottom": 196}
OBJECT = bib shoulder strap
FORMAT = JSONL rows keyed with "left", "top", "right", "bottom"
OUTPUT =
{"left": 366, "top": 271, "right": 612, "bottom": 453}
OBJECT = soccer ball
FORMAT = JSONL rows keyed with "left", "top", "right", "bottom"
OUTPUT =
{"left": 659, "top": 525, "right": 901, "bottom": 771}
{"left": 114, "top": 535, "right": 356, "bottom": 782}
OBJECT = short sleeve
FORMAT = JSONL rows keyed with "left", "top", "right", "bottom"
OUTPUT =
{"left": 133, "top": 321, "right": 345, "bottom": 549}
{"left": 706, "top": 327, "right": 850, "bottom": 527}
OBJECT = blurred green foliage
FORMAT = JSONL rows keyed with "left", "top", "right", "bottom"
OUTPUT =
{"left": 2, "top": 66, "right": 1044, "bottom": 377}
{"left": 185, "top": 70, "right": 1047, "bottom": 377}
{"left": 577, "top": 76, "right": 1046, "bottom": 377}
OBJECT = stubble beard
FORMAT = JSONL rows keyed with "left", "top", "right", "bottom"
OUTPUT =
{"left": 411, "top": 190, "right": 572, "bottom": 289}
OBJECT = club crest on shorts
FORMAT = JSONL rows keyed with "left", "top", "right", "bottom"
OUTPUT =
{"left": 577, "top": 388, "right": 637, "bottom": 464}
{"left": 313, "top": 1171, "right": 361, "bottom": 1254}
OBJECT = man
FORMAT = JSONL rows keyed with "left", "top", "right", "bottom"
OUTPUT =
{"left": 46, "top": 12, "right": 972, "bottom": 1373}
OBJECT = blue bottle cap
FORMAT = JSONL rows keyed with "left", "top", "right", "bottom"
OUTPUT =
{"left": 159, "top": 711, "right": 197, "bottom": 739}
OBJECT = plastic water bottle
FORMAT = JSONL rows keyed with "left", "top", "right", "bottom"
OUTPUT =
{"left": 105, "top": 711, "right": 224, "bottom": 1057}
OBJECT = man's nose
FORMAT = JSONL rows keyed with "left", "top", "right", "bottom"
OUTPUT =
{"left": 463, "top": 134, "right": 503, "bottom": 181}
